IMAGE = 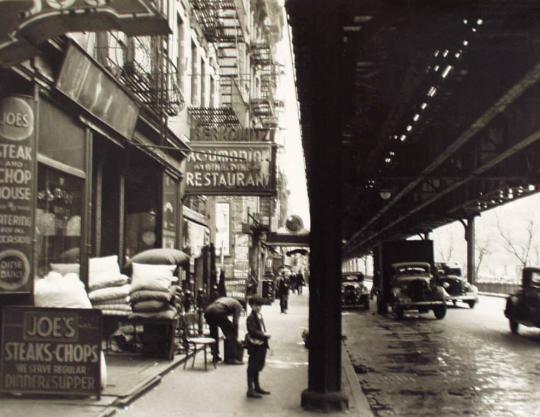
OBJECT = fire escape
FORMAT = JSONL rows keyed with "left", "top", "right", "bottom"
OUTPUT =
{"left": 190, "top": 0, "right": 248, "bottom": 128}
{"left": 250, "top": 41, "right": 284, "bottom": 128}
{"left": 97, "top": 31, "right": 185, "bottom": 143}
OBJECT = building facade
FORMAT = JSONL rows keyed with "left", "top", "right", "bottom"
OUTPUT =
{"left": 0, "top": 0, "right": 288, "bottom": 305}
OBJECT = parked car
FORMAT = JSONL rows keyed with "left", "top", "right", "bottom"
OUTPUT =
{"left": 433, "top": 265, "right": 478, "bottom": 308}
{"left": 389, "top": 262, "right": 447, "bottom": 320}
{"left": 504, "top": 266, "right": 540, "bottom": 334}
{"left": 341, "top": 273, "right": 370, "bottom": 310}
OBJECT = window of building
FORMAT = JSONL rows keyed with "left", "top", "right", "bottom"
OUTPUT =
{"left": 177, "top": 15, "right": 186, "bottom": 91}
{"left": 39, "top": 99, "right": 85, "bottom": 172}
{"left": 191, "top": 41, "right": 199, "bottom": 106}
{"left": 36, "top": 165, "right": 84, "bottom": 277}
{"left": 210, "top": 76, "right": 215, "bottom": 107}
{"left": 124, "top": 149, "right": 162, "bottom": 260}
{"left": 201, "top": 57, "right": 207, "bottom": 107}
{"left": 36, "top": 99, "right": 86, "bottom": 277}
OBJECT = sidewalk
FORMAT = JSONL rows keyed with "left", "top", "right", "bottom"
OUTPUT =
{"left": 112, "top": 292, "right": 373, "bottom": 417}
{"left": 0, "top": 293, "right": 373, "bottom": 417}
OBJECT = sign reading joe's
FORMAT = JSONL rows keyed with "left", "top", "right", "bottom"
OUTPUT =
{"left": 0, "top": 307, "right": 102, "bottom": 397}
{"left": 185, "top": 142, "right": 277, "bottom": 196}
{"left": 0, "top": 96, "right": 35, "bottom": 294}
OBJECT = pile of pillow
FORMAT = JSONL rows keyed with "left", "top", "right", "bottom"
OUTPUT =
{"left": 34, "top": 271, "right": 107, "bottom": 389}
{"left": 87, "top": 255, "right": 132, "bottom": 316}
{"left": 129, "top": 263, "right": 179, "bottom": 320}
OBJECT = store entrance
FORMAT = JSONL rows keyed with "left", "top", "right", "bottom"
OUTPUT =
{"left": 92, "top": 135, "right": 123, "bottom": 260}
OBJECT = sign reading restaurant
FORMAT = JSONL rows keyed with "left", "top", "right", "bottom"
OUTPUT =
{"left": 185, "top": 142, "right": 277, "bottom": 196}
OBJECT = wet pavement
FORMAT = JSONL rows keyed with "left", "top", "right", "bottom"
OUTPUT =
{"left": 343, "top": 296, "right": 540, "bottom": 417}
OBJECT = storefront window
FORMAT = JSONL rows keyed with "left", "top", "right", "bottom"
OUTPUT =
{"left": 39, "top": 99, "right": 85, "bottom": 171}
{"left": 36, "top": 165, "right": 83, "bottom": 276}
{"left": 125, "top": 150, "right": 161, "bottom": 260}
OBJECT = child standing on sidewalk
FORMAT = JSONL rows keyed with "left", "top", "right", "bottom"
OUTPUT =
{"left": 245, "top": 296, "right": 271, "bottom": 398}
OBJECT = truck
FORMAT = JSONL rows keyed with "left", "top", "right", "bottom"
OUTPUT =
{"left": 373, "top": 240, "right": 447, "bottom": 319}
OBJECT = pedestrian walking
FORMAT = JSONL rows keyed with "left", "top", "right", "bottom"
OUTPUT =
{"left": 290, "top": 273, "right": 298, "bottom": 294}
{"left": 203, "top": 296, "right": 243, "bottom": 364}
{"left": 276, "top": 271, "right": 290, "bottom": 313}
{"left": 245, "top": 296, "right": 271, "bottom": 398}
{"left": 297, "top": 271, "right": 305, "bottom": 295}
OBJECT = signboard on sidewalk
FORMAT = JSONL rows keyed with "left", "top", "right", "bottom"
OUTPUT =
{"left": 0, "top": 96, "right": 36, "bottom": 295}
{"left": 185, "top": 142, "right": 277, "bottom": 196}
{"left": 0, "top": 307, "right": 102, "bottom": 397}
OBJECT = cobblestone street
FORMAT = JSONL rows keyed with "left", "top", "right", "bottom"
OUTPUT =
{"left": 343, "top": 296, "right": 540, "bottom": 417}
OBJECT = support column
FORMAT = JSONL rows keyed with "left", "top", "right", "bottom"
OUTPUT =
{"left": 293, "top": 1, "right": 348, "bottom": 411}
{"left": 462, "top": 215, "right": 476, "bottom": 285}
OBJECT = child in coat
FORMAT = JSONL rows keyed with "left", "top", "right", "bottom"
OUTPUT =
{"left": 246, "top": 296, "right": 271, "bottom": 398}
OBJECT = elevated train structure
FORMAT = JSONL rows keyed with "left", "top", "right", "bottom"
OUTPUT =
{"left": 286, "top": 0, "right": 540, "bottom": 411}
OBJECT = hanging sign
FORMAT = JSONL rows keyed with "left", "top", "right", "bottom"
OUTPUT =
{"left": 0, "top": 306, "right": 102, "bottom": 397}
{"left": 185, "top": 142, "right": 277, "bottom": 196}
{"left": 0, "top": 0, "right": 171, "bottom": 67}
{"left": 57, "top": 43, "right": 140, "bottom": 140}
{"left": 0, "top": 96, "right": 35, "bottom": 294}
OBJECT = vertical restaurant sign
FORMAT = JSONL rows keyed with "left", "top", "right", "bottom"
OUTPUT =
{"left": 185, "top": 142, "right": 277, "bottom": 196}
{"left": 0, "top": 96, "right": 35, "bottom": 294}
{"left": 0, "top": 307, "right": 102, "bottom": 397}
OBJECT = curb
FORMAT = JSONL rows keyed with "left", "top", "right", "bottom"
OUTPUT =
{"left": 96, "top": 408, "right": 117, "bottom": 417}
{"left": 112, "top": 375, "right": 162, "bottom": 408}
{"left": 479, "top": 292, "right": 508, "bottom": 299}
{"left": 100, "top": 353, "right": 192, "bottom": 414}
{"left": 341, "top": 343, "right": 375, "bottom": 417}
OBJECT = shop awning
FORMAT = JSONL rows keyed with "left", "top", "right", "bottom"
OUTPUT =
{"left": 266, "top": 230, "right": 309, "bottom": 247}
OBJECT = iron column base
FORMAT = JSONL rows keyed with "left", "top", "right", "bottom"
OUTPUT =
{"left": 301, "top": 389, "right": 349, "bottom": 412}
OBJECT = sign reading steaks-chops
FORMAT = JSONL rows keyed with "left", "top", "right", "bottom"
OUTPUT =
{"left": 0, "top": 307, "right": 102, "bottom": 397}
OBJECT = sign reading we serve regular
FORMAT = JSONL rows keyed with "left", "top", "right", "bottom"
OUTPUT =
{"left": 0, "top": 307, "right": 102, "bottom": 397}
{"left": 185, "top": 142, "right": 277, "bottom": 196}
{"left": 0, "top": 96, "right": 35, "bottom": 294}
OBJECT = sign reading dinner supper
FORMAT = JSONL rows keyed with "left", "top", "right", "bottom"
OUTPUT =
{"left": 185, "top": 142, "right": 277, "bottom": 196}
{"left": 0, "top": 307, "right": 102, "bottom": 397}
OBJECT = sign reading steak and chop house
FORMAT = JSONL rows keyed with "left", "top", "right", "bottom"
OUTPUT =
{"left": 185, "top": 142, "right": 277, "bottom": 196}
{"left": 0, "top": 307, "right": 102, "bottom": 397}
{"left": 0, "top": 96, "right": 35, "bottom": 295}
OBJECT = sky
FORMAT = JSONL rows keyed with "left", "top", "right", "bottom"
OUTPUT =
{"left": 275, "top": 19, "right": 310, "bottom": 229}
{"left": 433, "top": 192, "right": 540, "bottom": 281}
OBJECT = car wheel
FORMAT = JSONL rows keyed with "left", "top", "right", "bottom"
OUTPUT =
{"left": 467, "top": 301, "right": 476, "bottom": 309}
{"left": 434, "top": 305, "right": 446, "bottom": 320}
{"left": 509, "top": 320, "right": 519, "bottom": 334}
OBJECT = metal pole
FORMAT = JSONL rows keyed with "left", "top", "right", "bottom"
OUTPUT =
{"left": 465, "top": 216, "right": 476, "bottom": 285}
